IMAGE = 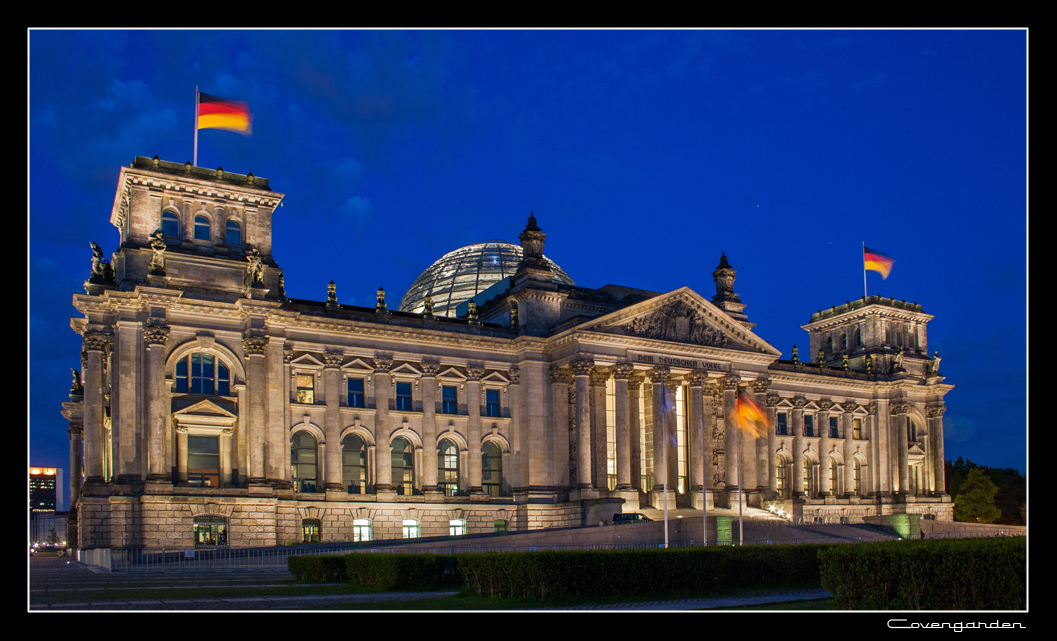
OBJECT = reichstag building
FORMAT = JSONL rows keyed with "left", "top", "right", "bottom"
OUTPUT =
{"left": 61, "top": 156, "right": 953, "bottom": 550}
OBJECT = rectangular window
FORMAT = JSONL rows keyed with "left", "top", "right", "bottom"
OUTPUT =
{"left": 804, "top": 415, "right": 814, "bottom": 437}
{"left": 494, "top": 520, "right": 508, "bottom": 533}
{"left": 449, "top": 520, "right": 466, "bottom": 536}
{"left": 776, "top": 413, "right": 788, "bottom": 436}
{"left": 353, "top": 519, "right": 371, "bottom": 542}
{"left": 347, "top": 377, "right": 365, "bottom": 408}
{"left": 402, "top": 520, "right": 419, "bottom": 539}
{"left": 486, "top": 389, "right": 500, "bottom": 417}
{"left": 296, "top": 373, "right": 315, "bottom": 404}
{"left": 187, "top": 435, "right": 220, "bottom": 487}
{"left": 853, "top": 418, "right": 862, "bottom": 440}
{"left": 396, "top": 381, "right": 412, "bottom": 411}
{"left": 442, "top": 385, "right": 457, "bottom": 414}
{"left": 830, "top": 416, "right": 839, "bottom": 438}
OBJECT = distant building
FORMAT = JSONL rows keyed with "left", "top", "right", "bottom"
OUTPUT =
{"left": 61, "top": 156, "right": 953, "bottom": 551}
{"left": 29, "top": 467, "right": 62, "bottom": 513}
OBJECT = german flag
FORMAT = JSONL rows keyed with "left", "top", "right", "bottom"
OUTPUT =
{"left": 730, "top": 390, "right": 771, "bottom": 437}
{"left": 863, "top": 245, "right": 894, "bottom": 279}
{"left": 197, "top": 92, "right": 252, "bottom": 134}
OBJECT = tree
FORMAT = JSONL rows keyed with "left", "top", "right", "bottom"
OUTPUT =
{"left": 953, "top": 468, "right": 1001, "bottom": 523}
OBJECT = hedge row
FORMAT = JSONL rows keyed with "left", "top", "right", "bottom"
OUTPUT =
{"left": 818, "top": 537, "right": 1026, "bottom": 610}
{"left": 287, "top": 554, "right": 349, "bottom": 583}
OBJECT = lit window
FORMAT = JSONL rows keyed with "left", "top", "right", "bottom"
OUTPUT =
{"left": 853, "top": 459, "right": 862, "bottom": 495}
{"left": 175, "top": 353, "right": 230, "bottom": 396}
{"left": 449, "top": 519, "right": 466, "bottom": 536}
{"left": 187, "top": 435, "right": 219, "bottom": 487}
{"left": 776, "top": 413, "right": 788, "bottom": 436}
{"left": 193, "top": 515, "right": 228, "bottom": 547}
{"left": 493, "top": 520, "right": 508, "bottom": 533}
{"left": 347, "top": 377, "right": 365, "bottom": 408}
{"left": 291, "top": 432, "right": 318, "bottom": 493}
{"left": 830, "top": 457, "right": 838, "bottom": 489}
{"left": 804, "top": 415, "right": 814, "bottom": 437}
{"left": 486, "top": 389, "right": 500, "bottom": 417}
{"left": 162, "top": 211, "right": 179, "bottom": 237}
{"left": 402, "top": 519, "right": 419, "bottom": 539}
{"left": 296, "top": 374, "right": 315, "bottom": 404}
{"left": 829, "top": 416, "right": 839, "bottom": 438}
{"left": 777, "top": 457, "right": 789, "bottom": 498}
{"left": 353, "top": 518, "right": 371, "bottom": 542}
{"left": 438, "top": 439, "right": 459, "bottom": 496}
{"left": 804, "top": 457, "right": 815, "bottom": 497}
{"left": 853, "top": 418, "right": 862, "bottom": 440}
{"left": 442, "top": 385, "right": 457, "bottom": 414}
{"left": 342, "top": 434, "right": 367, "bottom": 494}
{"left": 391, "top": 437, "right": 415, "bottom": 496}
{"left": 194, "top": 214, "right": 211, "bottom": 241}
{"left": 302, "top": 518, "right": 321, "bottom": 543}
{"left": 396, "top": 381, "right": 413, "bottom": 411}
{"left": 482, "top": 441, "right": 503, "bottom": 497}
{"left": 225, "top": 220, "right": 242, "bottom": 246}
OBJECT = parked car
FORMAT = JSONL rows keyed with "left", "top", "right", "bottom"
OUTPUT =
{"left": 613, "top": 513, "right": 652, "bottom": 524}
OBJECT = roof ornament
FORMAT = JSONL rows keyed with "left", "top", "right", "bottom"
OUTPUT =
{"left": 376, "top": 286, "right": 387, "bottom": 313}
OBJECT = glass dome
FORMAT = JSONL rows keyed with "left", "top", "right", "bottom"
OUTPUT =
{"left": 398, "top": 241, "right": 575, "bottom": 317}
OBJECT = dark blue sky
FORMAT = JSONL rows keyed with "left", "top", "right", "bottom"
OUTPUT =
{"left": 29, "top": 30, "right": 1027, "bottom": 503}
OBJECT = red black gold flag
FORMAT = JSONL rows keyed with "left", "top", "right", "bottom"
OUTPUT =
{"left": 197, "top": 92, "right": 252, "bottom": 134}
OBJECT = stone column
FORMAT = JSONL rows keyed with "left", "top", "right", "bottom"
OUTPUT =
{"left": 113, "top": 321, "right": 141, "bottom": 483}
{"left": 420, "top": 362, "right": 440, "bottom": 492}
{"left": 751, "top": 377, "right": 771, "bottom": 492}
{"left": 266, "top": 338, "right": 289, "bottom": 489}
{"left": 62, "top": 400, "right": 84, "bottom": 505}
{"left": 243, "top": 334, "right": 269, "bottom": 487}
{"left": 373, "top": 357, "right": 394, "bottom": 491}
{"left": 279, "top": 347, "right": 294, "bottom": 489}
{"left": 892, "top": 400, "right": 910, "bottom": 495}
{"left": 703, "top": 384, "right": 720, "bottom": 500}
{"left": 81, "top": 331, "right": 110, "bottom": 487}
{"left": 650, "top": 367, "right": 671, "bottom": 497}
{"left": 818, "top": 399, "right": 833, "bottom": 497}
{"left": 506, "top": 366, "right": 520, "bottom": 493}
{"left": 549, "top": 366, "right": 573, "bottom": 490}
{"left": 143, "top": 323, "right": 170, "bottom": 484}
{"left": 570, "top": 358, "right": 594, "bottom": 489}
{"left": 791, "top": 396, "right": 806, "bottom": 498}
{"left": 627, "top": 372, "right": 644, "bottom": 491}
{"left": 323, "top": 351, "right": 343, "bottom": 492}
{"left": 590, "top": 367, "right": 610, "bottom": 490}
{"left": 721, "top": 374, "right": 741, "bottom": 494}
{"left": 842, "top": 410, "right": 855, "bottom": 497}
{"left": 466, "top": 365, "right": 484, "bottom": 494}
{"left": 928, "top": 405, "right": 947, "bottom": 496}
{"left": 612, "top": 363, "right": 634, "bottom": 490}
{"left": 870, "top": 402, "right": 889, "bottom": 497}
{"left": 765, "top": 393, "right": 780, "bottom": 495}
{"left": 687, "top": 371, "right": 706, "bottom": 508}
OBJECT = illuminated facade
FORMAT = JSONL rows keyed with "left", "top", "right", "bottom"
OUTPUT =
{"left": 62, "top": 156, "right": 953, "bottom": 551}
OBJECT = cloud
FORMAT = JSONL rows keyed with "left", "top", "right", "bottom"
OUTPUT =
{"left": 341, "top": 196, "right": 375, "bottom": 224}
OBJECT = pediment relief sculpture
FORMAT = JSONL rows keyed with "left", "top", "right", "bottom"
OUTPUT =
{"left": 619, "top": 300, "right": 731, "bottom": 348}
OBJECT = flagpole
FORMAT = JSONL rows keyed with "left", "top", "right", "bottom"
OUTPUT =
{"left": 702, "top": 398, "right": 708, "bottom": 547}
{"left": 193, "top": 87, "right": 199, "bottom": 168}
{"left": 737, "top": 402, "right": 744, "bottom": 547}
{"left": 862, "top": 242, "right": 867, "bottom": 298}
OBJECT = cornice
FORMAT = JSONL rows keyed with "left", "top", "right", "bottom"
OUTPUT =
{"left": 562, "top": 330, "right": 779, "bottom": 366}
{"left": 122, "top": 167, "right": 282, "bottom": 209}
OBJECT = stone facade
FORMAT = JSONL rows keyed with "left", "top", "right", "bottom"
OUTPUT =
{"left": 64, "top": 156, "right": 953, "bottom": 551}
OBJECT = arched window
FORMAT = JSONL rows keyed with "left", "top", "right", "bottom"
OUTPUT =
{"left": 391, "top": 437, "right": 415, "bottom": 496}
{"left": 342, "top": 434, "right": 367, "bottom": 494}
{"left": 826, "top": 336, "right": 833, "bottom": 356}
{"left": 776, "top": 457, "right": 789, "bottom": 499}
{"left": 438, "top": 439, "right": 459, "bottom": 496}
{"left": 193, "top": 515, "right": 228, "bottom": 547}
{"left": 194, "top": 214, "right": 211, "bottom": 241}
{"left": 482, "top": 441, "right": 503, "bottom": 497}
{"left": 175, "top": 353, "right": 231, "bottom": 396}
{"left": 162, "top": 211, "right": 180, "bottom": 237}
{"left": 225, "top": 220, "right": 242, "bottom": 246}
{"left": 840, "top": 333, "right": 848, "bottom": 351}
{"left": 291, "top": 432, "right": 318, "bottom": 493}
{"left": 302, "top": 518, "right": 321, "bottom": 543}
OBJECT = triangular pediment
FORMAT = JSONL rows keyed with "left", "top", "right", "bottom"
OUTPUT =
{"left": 173, "top": 399, "right": 237, "bottom": 419}
{"left": 290, "top": 353, "right": 325, "bottom": 368}
{"left": 581, "top": 287, "right": 780, "bottom": 355}
{"left": 391, "top": 362, "right": 423, "bottom": 377}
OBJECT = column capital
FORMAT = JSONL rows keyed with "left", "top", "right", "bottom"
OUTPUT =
{"left": 890, "top": 401, "right": 911, "bottom": 415}
{"left": 818, "top": 398, "right": 834, "bottom": 411}
{"left": 82, "top": 330, "right": 111, "bottom": 352}
{"left": 720, "top": 374, "right": 740, "bottom": 390}
{"left": 926, "top": 404, "right": 947, "bottom": 418}
{"left": 507, "top": 366, "right": 520, "bottom": 384}
{"left": 626, "top": 371, "right": 646, "bottom": 388}
{"left": 765, "top": 393, "right": 781, "bottom": 408}
{"left": 420, "top": 360, "right": 441, "bottom": 377}
{"left": 67, "top": 423, "right": 83, "bottom": 437}
{"left": 589, "top": 367, "right": 610, "bottom": 386}
{"left": 570, "top": 357, "right": 594, "bottom": 377}
{"left": 466, "top": 364, "right": 485, "bottom": 381}
{"left": 242, "top": 334, "right": 269, "bottom": 356}
{"left": 612, "top": 362, "right": 635, "bottom": 380}
{"left": 549, "top": 366, "right": 573, "bottom": 385}
{"left": 792, "top": 396, "right": 808, "bottom": 409}
{"left": 143, "top": 323, "right": 170, "bottom": 347}
{"left": 374, "top": 356, "right": 394, "bottom": 373}
{"left": 686, "top": 370, "right": 708, "bottom": 387}
{"left": 648, "top": 366, "right": 670, "bottom": 383}
{"left": 283, "top": 346, "right": 294, "bottom": 363}
{"left": 750, "top": 376, "right": 771, "bottom": 394}
{"left": 323, "top": 351, "right": 344, "bottom": 369}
